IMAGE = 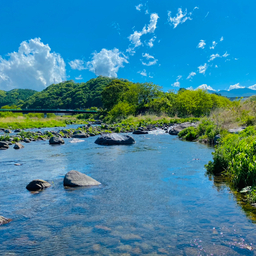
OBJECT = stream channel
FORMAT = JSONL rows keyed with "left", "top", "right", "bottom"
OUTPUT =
{"left": 1, "top": 129, "right": 256, "bottom": 255}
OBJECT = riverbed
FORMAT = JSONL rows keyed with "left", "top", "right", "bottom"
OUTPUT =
{"left": 0, "top": 131, "right": 255, "bottom": 255}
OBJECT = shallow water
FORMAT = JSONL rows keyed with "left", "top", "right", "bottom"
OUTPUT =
{"left": 1, "top": 132, "right": 256, "bottom": 255}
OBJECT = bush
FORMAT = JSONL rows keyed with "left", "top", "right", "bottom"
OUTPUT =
{"left": 178, "top": 127, "right": 198, "bottom": 141}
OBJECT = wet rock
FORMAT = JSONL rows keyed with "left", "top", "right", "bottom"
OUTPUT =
{"left": 0, "top": 141, "right": 9, "bottom": 150}
{"left": 169, "top": 122, "right": 197, "bottom": 135}
{"left": 95, "top": 133, "right": 135, "bottom": 146}
{"left": 49, "top": 137, "right": 64, "bottom": 145}
{"left": 14, "top": 129, "right": 22, "bottom": 132}
{"left": 24, "top": 138, "right": 31, "bottom": 143}
{"left": 133, "top": 130, "right": 148, "bottom": 134}
{"left": 4, "top": 129, "right": 11, "bottom": 133}
{"left": 0, "top": 216, "right": 12, "bottom": 225}
{"left": 63, "top": 170, "right": 101, "bottom": 187}
{"left": 228, "top": 127, "right": 245, "bottom": 134}
{"left": 26, "top": 179, "right": 51, "bottom": 191}
{"left": 14, "top": 142, "right": 24, "bottom": 149}
{"left": 72, "top": 132, "right": 89, "bottom": 138}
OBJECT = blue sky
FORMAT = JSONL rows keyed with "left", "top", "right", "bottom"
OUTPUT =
{"left": 0, "top": 0, "right": 255, "bottom": 92}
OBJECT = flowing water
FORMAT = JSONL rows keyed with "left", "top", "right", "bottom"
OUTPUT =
{"left": 1, "top": 131, "right": 256, "bottom": 255}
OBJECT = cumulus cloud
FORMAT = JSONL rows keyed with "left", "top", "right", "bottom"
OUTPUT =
{"left": 86, "top": 48, "right": 128, "bottom": 77}
{"left": 147, "top": 36, "right": 156, "bottom": 48}
{"left": 198, "top": 63, "right": 207, "bottom": 74}
{"left": 210, "top": 41, "right": 217, "bottom": 50}
{"left": 69, "top": 59, "right": 86, "bottom": 70}
{"left": 138, "top": 69, "right": 147, "bottom": 76}
{"left": 135, "top": 4, "right": 143, "bottom": 11}
{"left": 208, "top": 54, "right": 220, "bottom": 62}
{"left": 197, "top": 40, "right": 206, "bottom": 49}
{"left": 248, "top": 84, "right": 256, "bottom": 90}
{"left": 0, "top": 38, "right": 66, "bottom": 91}
{"left": 228, "top": 83, "right": 245, "bottom": 91}
{"left": 187, "top": 72, "right": 196, "bottom": 79}
{"left": 186, "top": 86, "right": 194, "bottom": 90}
{"left": 168, "top": 7, "right": 197, "bottom": 28}
{"left": 75, "top": 75, "right": 83, "bottom": 80}
{"left": 141, "top": 53, "right": 158, "bottom": 66}
{"left": 172, "top": 75, "right": 182, "bottom": 87}
{"left": 196, "top": 84, "right": 216, "bottom": 91}
{"left": 127, "top": 13, "right": 159, "bottom": 53}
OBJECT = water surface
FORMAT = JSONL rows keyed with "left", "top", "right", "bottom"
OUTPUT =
{"left": 0, "top": 132, "right": 255, "bottom": 255}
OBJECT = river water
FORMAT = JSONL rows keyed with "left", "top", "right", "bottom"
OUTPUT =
{"left": 1, "top": 131, "right": 256, "bottom": 255}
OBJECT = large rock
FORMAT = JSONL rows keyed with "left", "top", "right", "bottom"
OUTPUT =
{"left": 72, "top": 132, "right": 89, "bottom": 138}
{"left": 95, "top": 133, "right": 135, "bottom": 145}
{"left": 169, "top": 122, "right": 197, "bottom": 135}
{"left": 14, "top": 143, "right": 24, "bottom": 149}
{"left": 228, "top": 127, "right": 245, "bottom": 134}
{"left": 26, "top": 179, "right": 51, "bottom": 191}
{"left": 63, "top": 170, "right": 101, "bottom": 187}
{"left": 49, "top": 137, "right": 65, "bottom": 145}
{"left": 0, "top": 216, "right": 12, "bottom": 225}
{"left": 0, "top": 141, "right": 9, "bottom": 150}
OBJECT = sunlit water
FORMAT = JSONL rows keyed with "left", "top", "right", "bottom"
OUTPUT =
{"left": 1, "top": 131, "right": 256, "bottom": 255}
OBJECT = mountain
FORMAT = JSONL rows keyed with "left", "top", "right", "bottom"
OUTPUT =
{"left": 218, "top": 88, "right": 256, "bottom": 98}
{"left": 0, "top": 89, "right": 37, "bottom": 108}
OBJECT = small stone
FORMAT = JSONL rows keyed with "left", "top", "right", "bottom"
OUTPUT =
{"left": 0, "top": 216, "right": 12, "bottom": 225}
{"left": 26, "top": 179, "right": 51, "bottom": 191}
{"left": 0, "top": 141, "right": 9, "bottom": 150}
{"left": 49, "top": 137, "right": 64, "bottom": 145}
{"left": 14, "top": 143, "right": 24, "bottom": 149}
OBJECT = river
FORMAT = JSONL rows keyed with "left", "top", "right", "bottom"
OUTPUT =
{"left": 0, "top": 130, "right": 255, "bottom": 255}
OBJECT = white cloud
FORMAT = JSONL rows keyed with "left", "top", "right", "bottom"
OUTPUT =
{"left": 222, "top": 52, "right": 229, "bottom": 58}
{"left": 172, "top": 75, "right": 182, "bottom": 87}
{"left": 220, "top": 36, "right": 224, "bottom": 42}
{"left": 198, "top": 63, "right": 207, "bottom": 74}
{"left": 197, "top": 40, "right": 206, "bottom": 49}
{"left": 210, "top": 41, "right": 217, "bottom": 49}
{"left": 86, "top": 48, "right": 128, "bottom": 77}
{"left": 208, "top": 53, "right": 220, "bottom": 62}
{"left": 127, "top": 13, "right": 159, "bottom": 54}
{"left": 69, "top": 59, "right": 86, "bottom": 70}
{"left": 147, "top": 36, "right": 156, "bottom": 48}
{"left": 196, "top": 84, "right": 216, "bottom": 91}
{"left": 138, "top": 69, "right": 147, "bottom": 76}
{"left": 141, "top": 53, "right": 158, "bottom": 66}
{"left": 75, "top": 75, "right": 83, "bottom": 80}
{"left": 168, "top": 7, "right": 197, "bottom": 28}
{"left": 135, "top": 4, "right": 143, "bottom": 11}
{"left": 186, "top": 86, "right": 194, "bottom": 90}
{"left": 0, "top": 38, "right": 66, "bottom": 91}
{"left": 228, "top": 83, "right": 245, "bottom": 91}
{"left": 248, "top": 84, "right": 256, "bottom": 90}
{"left": 187, "top": 72, "right": 196, "bottom": 80}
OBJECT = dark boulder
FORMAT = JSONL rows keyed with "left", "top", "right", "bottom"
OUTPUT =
{"left": 49, "top": 137, "right": 65, "bottom": 145}
{"left": 133, "top": 130, "right": 149, "bottom": 134}
{"left": 0, "top": 141, "right": 9, "bottom": 150}
{"left": 24, "top": 138, "right": 31, "bottom": 143}
{"left": 26, "top": 179, "right": 51, "bottom": 191}
{"left": 72, "top": 133, "right": 89, "bottom": 138}
{"left": 95, "top": 133, "right": 135, "bottom": 145}
{"left": 0, "top": 216, "right": 12, "bottom": 225}
{"left": 63, "top": 170, "right": 101, "bottom": 187}
{"left": 14, "top": 143, "right": 24, "bottom": 149}
{"left": 4, "top": 129, "right": 11, "bottom": 133}
{"left": 14, "top": 129, "right": 22, "bottom": 132}
{"left": 169, "top": 122, "right": 197, "bottom": 135}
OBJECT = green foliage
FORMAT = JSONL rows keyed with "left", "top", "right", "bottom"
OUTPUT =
{"left": 178, "top": 127, "right": 198, "bottom": 141}
{"left": 206, "top": 127, "right": 256, "bottom": 190}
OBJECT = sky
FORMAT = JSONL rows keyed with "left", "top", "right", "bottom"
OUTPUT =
{"left": 0, "top": 0, "right": 255, "bottom": 92}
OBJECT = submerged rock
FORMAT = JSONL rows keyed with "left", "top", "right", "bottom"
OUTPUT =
{"left": 95, "top": 133, "right": 135, "bottom": 146}
{"left": 0, "top": 141, "right": 9, "bottom": 150}
{"left": 26, "top": 179, "right": 51, "bottom": 191}
{"left": 0, "top": 216, "right": 12, "bottom": 225}
{"left": 14, "top": 142, "right": 24, "bottom": 149}
{"left": 49, "top": 137, "right": 64, "bottom": 145}
{"left": 63, "top": 170, "right": 101, "bottom": 187}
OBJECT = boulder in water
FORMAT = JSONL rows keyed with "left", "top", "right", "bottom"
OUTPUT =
{"left": 63, "top": 170, "right": 101, "bottom": 187}
{"left": 0, "top": 216, "right": 12, "bottom": 225}
{"left": 95, "top": 133, "right": 135, "bottom": 145}
{"left": 14, "top": 143, "right": 24, "bottom": 149}
{"left": 169, "top": 122, "right": 197, "bottom": 135}
{"left": 0, "top": 141, "right": 9, "bottom": 150}
{"left": 49, "top": 137, "right": 64, "bottom": 145}
{"left": 26, "top": 179, "right": 51, "bottom": 191}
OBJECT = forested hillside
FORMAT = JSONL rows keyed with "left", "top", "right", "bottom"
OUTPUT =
{"left": 22, "top": 77, "right": 115, "bottom": 109}
{"left": 0, "top": 89, "right": 37, "bottom": 108}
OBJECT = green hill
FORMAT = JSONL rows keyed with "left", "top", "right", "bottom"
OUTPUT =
{"left": 0, "top": 89, "right": 37, "bottom": 108}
